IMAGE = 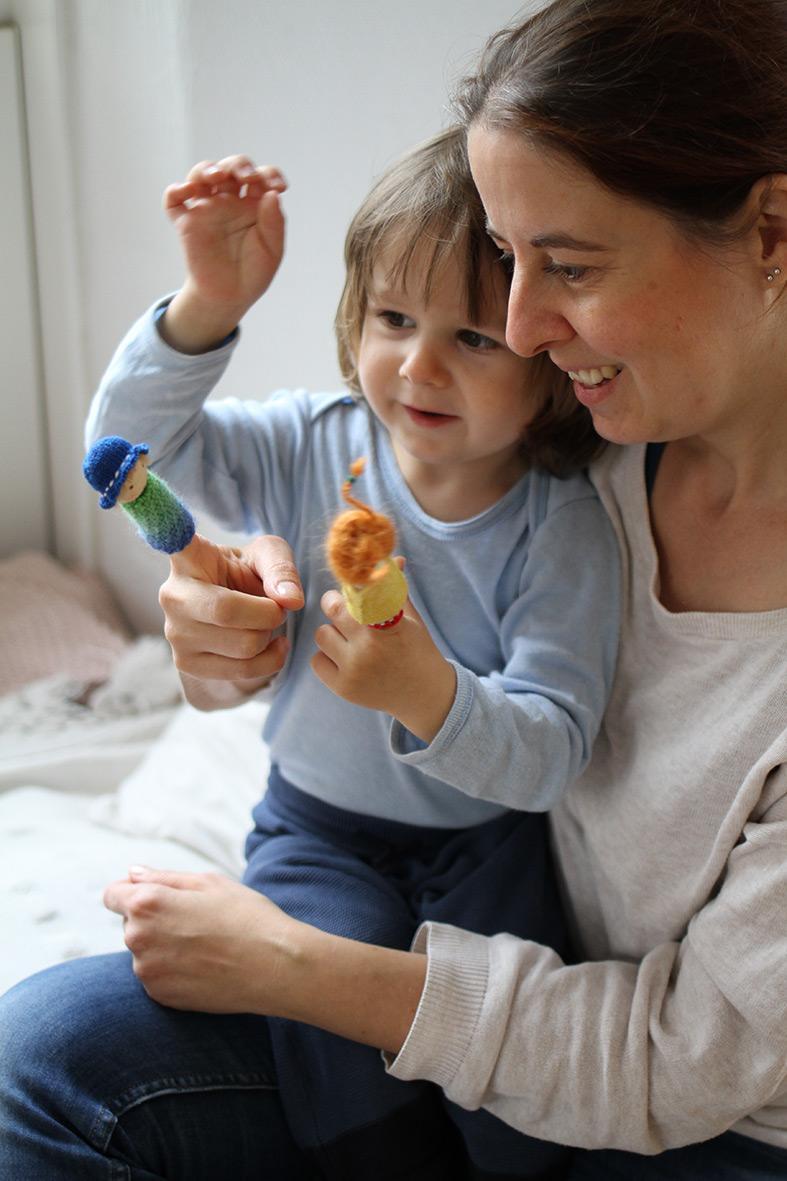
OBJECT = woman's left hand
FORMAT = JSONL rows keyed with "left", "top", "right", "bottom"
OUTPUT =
{"left": 104, "top": 865, "right": 428, "bottom": 1054}
{"left": 104, "top": 868, "right": 296, "bottom": 1013}
{"left": 311, "top": 591, "right": 457, "bottom": 744}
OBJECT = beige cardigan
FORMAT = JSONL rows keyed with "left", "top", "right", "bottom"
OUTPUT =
{"left": 388, "top": 443, "right": 787, "bottom": 1153}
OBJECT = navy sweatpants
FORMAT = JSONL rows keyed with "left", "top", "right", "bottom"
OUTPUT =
{"left": 243, "top": 767, "right": 572, "bottom": 1180}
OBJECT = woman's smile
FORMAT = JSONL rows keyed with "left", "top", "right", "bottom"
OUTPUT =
{"left": 568, "top": 368, "right": 624, "bottom": 409}
{"left": 467, "top": 125, "right": 772, "bottom": 446}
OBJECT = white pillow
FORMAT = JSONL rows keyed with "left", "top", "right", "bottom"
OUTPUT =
{"left": 88, "top": 699, "right": 270, "bottom": 876}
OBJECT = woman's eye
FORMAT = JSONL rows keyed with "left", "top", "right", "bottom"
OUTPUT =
{"left": 458, "top": 329, "right": 497, "bottom": 350}
{"left": 378, "top": 310, "right": 413, "bottom": 329}
{"left": 543, "top": 260, "right": 590, "bottom": 283}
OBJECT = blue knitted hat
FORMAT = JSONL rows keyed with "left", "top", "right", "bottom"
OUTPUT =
{"left": 83, "top": 436, "right": 150, "bottom": 509}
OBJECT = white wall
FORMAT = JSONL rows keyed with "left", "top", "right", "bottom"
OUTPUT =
{"left": 4, "top": 0, "right": 532, "bottom": 632}
{"left": 0, "top": 25, "right": 48, "bottom": 557}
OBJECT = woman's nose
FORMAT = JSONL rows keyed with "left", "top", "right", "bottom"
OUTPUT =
{"left": 399, "top": 341, "right": 449, "bottom": 386}
{"left": 505, "top": 270, "right": 574, "bottom": 358}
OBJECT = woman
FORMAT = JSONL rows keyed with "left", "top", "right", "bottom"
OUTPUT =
{"left": 3, "top": 1, "right": 787, "bottom": 1177}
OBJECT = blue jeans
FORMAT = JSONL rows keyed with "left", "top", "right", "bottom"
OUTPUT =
{"left": 0, "top": 953, "right": 312, "bottom": 1181}
{"left": 244, "top": 769, "right": 572, "bottom": 1179}
{"left": 0, "top": 952, "right": 467, "bottom": 1180}
{"left": 3, "top": 953, "right": 787, "bottom": 1180}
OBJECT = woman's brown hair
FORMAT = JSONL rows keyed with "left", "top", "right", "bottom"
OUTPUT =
{"left": 456, "top": 0, "right": 787, "bottom": 244}
{"left": 335, "top": 125, "right": 603, "bottom": 476}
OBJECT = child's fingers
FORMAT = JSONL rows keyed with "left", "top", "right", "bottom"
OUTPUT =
{"left": 256, "top": 190, "right": 286, "bottom": 258}
{"left": 163, "top": 180, "right": 215, "bottom": 214}
{"left": 401, "top": 595, "right": 425, "bottom": 626}
{"left": 253, "top": 165, "right": 288, "bottom": 193}
{"left": 212, "top": 156, "right": 288, "bottom": 196}
{"left": 187, "top": 157, "right": 286, "bottom": 193}
{"left": 186, "top": 159, "right": 220, "bottom": 182}
{"left": 310, "top": 650, "right": 338, "bottom": 691}
{"left": 213, "top": 153, "right": 258, "bottom": 177}
{"left": 312, "top": 621, "right": 347, "bottom": 660}
{"left": 311, "top": 642, "right": 337, "bottom": 673}
{"left": 213, "top": 155, "right": 286, "bottom": 184}
{"left": 319, "top": 590, "right": 366, "bottom": 639}
{"left": 164, "top": 160, "right": 287, "bottom": 214}
{"left": 187, "top": 158, "right": 259, "bottom": 187}
{"left": 165, "top": 159, "right": 252, "bottom": 205}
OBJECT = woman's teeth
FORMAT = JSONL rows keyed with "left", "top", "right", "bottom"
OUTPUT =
{"left": 568, "top": 366, "right": 621, "bottom": 386}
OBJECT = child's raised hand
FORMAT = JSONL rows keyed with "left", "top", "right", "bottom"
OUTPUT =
{"left": 161, "top": 155, "right": 287, "bottom": 352}
{"left": 311, "top": 589, "right": 457, "bottom": 745}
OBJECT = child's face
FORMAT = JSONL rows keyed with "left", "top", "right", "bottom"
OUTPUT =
{"left": 356, "top": 242, "right": 537, "bottom": 501}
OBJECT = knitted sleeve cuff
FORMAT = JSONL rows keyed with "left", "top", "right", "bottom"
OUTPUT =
{"left": 389, "top": 661, "right": 473, "bottom": 763}
{"left": 152, "top": 296, "right": 240, "bottom": 352}
{"left": 383, "top": 921, "right": 490, "bottom": 1091}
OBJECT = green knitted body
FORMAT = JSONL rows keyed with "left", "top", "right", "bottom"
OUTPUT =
{"left": 122, "top": 471, "right": 195, "bottom": 553}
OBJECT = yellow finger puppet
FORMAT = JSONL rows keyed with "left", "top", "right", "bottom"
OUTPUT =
{"left": 326, "top": 459, "right": 408, "bottom": 629}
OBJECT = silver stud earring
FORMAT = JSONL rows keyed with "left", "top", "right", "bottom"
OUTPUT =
{"left": 767, "top": 266, "right": 782, "bottom": 282}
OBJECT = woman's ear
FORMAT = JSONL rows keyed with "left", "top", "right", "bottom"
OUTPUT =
{"left": 752, "top": 174, "right": 787, "bottom": 270}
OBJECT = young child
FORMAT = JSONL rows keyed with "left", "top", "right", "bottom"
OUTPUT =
{"left": 86, "top": 127, "right": 619, "bottom": 1178}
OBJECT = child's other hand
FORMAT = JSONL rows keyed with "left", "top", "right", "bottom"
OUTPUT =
{"left": 311, "top": 591, "right": 457, "bottom": 744}
{"left": 161, "top": 155, "right": 287, "bottom": 352}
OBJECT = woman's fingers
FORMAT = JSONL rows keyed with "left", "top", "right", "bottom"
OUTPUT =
{"left": 126, "top": 866, "right": 225, "bottom": 888}
{"left": 161, "top": 575, "right": 285, "bottom": 630}
{"left": 160, "top": 545, "right": 294, "bottom": 680}
{"left": 243, "top": 534, "right": 304, "bottom": 608}
{"left": 172, "top": 634, "right": 290, "bottom": 681}
{"left": 166, "top": 615, "right": 275, "bottom": 660}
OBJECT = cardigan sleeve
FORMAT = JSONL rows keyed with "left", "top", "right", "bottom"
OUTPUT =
{"left": 387, "top": 764, "right": 787, "bottom": 1153}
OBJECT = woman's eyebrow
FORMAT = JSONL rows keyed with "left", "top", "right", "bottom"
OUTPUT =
{"left": 485, "top": 220, "right": 607, "bottom": 253}
{"left": 531, "top": 232, "right": 608, "bottom": 252}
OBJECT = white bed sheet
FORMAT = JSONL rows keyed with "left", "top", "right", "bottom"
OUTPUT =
{"left": 1, "top": 638, "right": 269, "bottom": 996}
{"left": 0, "top": 787, "right": 225, "bottom": 994}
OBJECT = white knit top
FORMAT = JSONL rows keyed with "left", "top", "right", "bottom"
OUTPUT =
{"left": 389, "top": 442, "right": 787, "bottom": 1154}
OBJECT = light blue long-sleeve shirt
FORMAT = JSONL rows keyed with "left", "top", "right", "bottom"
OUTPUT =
{"left": 86, "top": 299, "right": 621, "bottom": 827}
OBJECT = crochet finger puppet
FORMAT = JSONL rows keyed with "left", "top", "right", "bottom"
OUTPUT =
{"left": 326, "top": 458, "right": 408, "bottom": 629}
{"left": 83, "top": 436, "right": 196, "bottom": 554}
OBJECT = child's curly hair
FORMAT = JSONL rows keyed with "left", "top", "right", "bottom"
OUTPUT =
{"left": 334, "top": 125, "right": 604, "bottom": 477}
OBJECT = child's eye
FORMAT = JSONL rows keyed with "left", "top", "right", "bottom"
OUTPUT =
{"left": 543, "top": 260, "right": 591, "bottom": 283}
{"left": 458, "top": 329, "right": 498, "bottom": 351}
{"left": 378, "top": 310, "right": 414, "bottom": 329}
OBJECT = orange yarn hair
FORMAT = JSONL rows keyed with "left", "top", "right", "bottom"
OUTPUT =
{"left": 326, "top": 458, "right": 395, "bottom": 585}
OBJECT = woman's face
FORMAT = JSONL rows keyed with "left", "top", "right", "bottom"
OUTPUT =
{"left": 467, "top": 125, "right": 771, "bottom": 446}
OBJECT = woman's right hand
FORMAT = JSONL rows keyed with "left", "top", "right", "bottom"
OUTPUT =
{"left": 160, "top": 154, "right": 287, "bottom": 352}
{"left": 159, "top": 531, "right": 304, "bottom": 708}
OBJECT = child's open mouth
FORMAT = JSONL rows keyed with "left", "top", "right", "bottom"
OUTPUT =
{"left": 404, "top": 406, "right": 459, "bottom": 427}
